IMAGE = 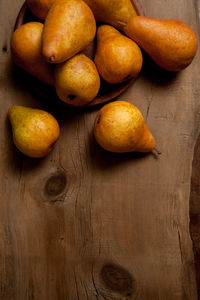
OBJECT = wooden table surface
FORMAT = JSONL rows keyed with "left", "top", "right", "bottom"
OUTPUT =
{"left": 1, "top": 0, "right": 200, "bottom": 299}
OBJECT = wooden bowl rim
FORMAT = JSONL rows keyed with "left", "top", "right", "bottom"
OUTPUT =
{"left": 14, "top": 0, "right": 145, "bottom": 107}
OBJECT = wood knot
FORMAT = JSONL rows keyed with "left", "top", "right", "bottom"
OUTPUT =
{"left": 100, "top": 263, "right": 135, "bottom": 297}
{"left": 2, "top": 45, "right": 8, "bottom": 53}
{"left": 44, "top": 171, "right": 67, "bottom": 197}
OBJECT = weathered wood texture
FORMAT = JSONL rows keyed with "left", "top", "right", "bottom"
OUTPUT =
{"left": 189, "top": 3, "right": 200, "bottom": 299}
{"left": 190, "top": 133, "right": 200, "bottom": 299}
{"left": 0, "top": 0, "right": 200, "bottom": 299}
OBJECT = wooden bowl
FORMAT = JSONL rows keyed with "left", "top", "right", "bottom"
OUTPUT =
{"left": 14, "top": 1, "right": 145, "bottom": 107}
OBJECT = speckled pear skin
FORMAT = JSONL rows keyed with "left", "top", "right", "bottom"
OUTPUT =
{"left": 94, "top": 25, "right": 143, "bottom": 84}
{"left": 124, "top": 16, "right": 198, "bottom": 72}
{"left": 94, "top": 101, "right": 155, "bottom": 153}
{"left": 83, "top": 0, "right": 137, "bottom": 30}
{"left": 8, "top": 106, "right": 60, "bottom": 158}
{"left": 11, "top": 22, "right": 54, "bottom": 85}
{"left": 42, "top": 0, "right": 96, "bottom": 63}
{"left": 27, "top": 0, "right": 55, "bottom": 20}
{"left": 55, "top": 53, "right": 100, "bottom": 106}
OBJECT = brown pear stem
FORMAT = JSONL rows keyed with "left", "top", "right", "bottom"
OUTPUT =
{"left": 117, "top": 21, "right": 128, "bottom": 28}
{"left": 152, "top": 147, "right": 162, "bottom": 156}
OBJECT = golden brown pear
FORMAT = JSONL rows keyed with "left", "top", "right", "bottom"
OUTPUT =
{"left": 94, "top": 101, "right": 155, "bottom": 153}
{"left": 55, "top": 54, "right": 100, "bottom": 106}
{"left": 123, "top": 16, "right": 198, "bottom": 72}
{"left": 83, "top": 0, "right": 136, "bottom": 30}
{"left": 94, "top": 25, "right": 143, "bottom": 84}
{"left": 42, "top": 0, "right": 96, "bottom": 63}
{"left": 8, "top": 106, "right": 60, "bottom": 158}
{"left": 11, "top": 22, "right": 54, "bottom": 85}
{"left": 27, "top": 0, "right": 55, "bottom": 20}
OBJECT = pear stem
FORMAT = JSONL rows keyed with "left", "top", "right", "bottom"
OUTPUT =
{"left": 152, "top": 147, "right": 162, "bottom": 156}
{"left": 117, "top": 21, "right": 128, "bottom": 27}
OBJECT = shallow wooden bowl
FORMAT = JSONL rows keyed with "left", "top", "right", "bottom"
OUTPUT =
{"left": 14, "top": 0, "right": 145, "bottom": 107}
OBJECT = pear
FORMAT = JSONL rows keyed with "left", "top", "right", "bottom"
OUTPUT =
{"left": 42, "top": 0, "right": 96, "bottom": 63}
{"left": 84, "top": 0, "right": 136, "bottom": 30}
{"left": 27, "top": 0, "right": 55, "bottom": 20}
{"left": 123, "top": 16, "right": 198, "bottom": 72}
{"left": 94, "top": 25, "right": 143, "bottom": 84}
{"left": 55, "top": 53, "right": 100, "bottom": 106}
{"left": 94, "top": 101, "right": 155, "bottom": 153}
{"left": 11, "top": 22, "right": 54, "bottom": 85}
{"left": 8, "top": 106, "right": 60, "bottom": 158}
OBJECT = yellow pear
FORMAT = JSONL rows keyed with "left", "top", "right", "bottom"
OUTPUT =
{"left": 55, "top": 53, "right": 100, "bottom": 106}
{"left": 84, "top": 0, "right": 136, "bottom": 30}
{"left": 11, "top": 22, "right": 54, "bottom": 85}
{"left": 94, "top": 25, "right": 143, "bottom": 84}
{"left": 123, "top": 16, "right": 198, "bottom": 72}
{"left": 27, "top": 0, "right": 55, "bottom": 20}
{"left": 42, "top": 0, "right": 96, "bottom": 63}
{"left": 8, "top": 106, "right": 60, "bottom": 158}
{"left": 94, "top": 101, "right": 155, "bottom": 153}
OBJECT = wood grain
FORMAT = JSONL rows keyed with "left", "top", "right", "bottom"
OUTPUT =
{"left": 189, "top": 1, "right": 200, "bottom": 299}
{"left": 0, "top": 0, "right": 200, "bottom": 299}
{"left": 190, "top": 133, "right": 200, "bottom": 299}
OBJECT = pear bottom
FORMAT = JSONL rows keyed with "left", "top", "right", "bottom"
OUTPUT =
{"left": 124, "top": 16, "right": 198, "bottom": 72}
{"left": 95, "top": 25, "right": 143, "bottom": 84}
{"left": 8, "top": 106, "right": 60, "bottom": 158}
{"left": 94, "top": 101, "right": 155, "bottom": 153}
{"left": 55, "top": 54, "right": 100, "bottom": 106}
{"left": 11, "top": 22, "right": 54, "bottom": 85}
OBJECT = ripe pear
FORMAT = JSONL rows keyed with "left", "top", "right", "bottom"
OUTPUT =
{"left": 42, "top": 0, "right": 96, "bottom": 63}
{"left": 27, "top": 0, "right": 55, "bottom": 20}
{"left": 94, "top": 101, "right": 155, "bottom": 153}
{"left": 123, "top": 16, "right": 198, "bottom": 72}
{"left": 8, "top": 106, "right": 60, "bottom": 158}
{"left": 11, "top": 22, "right": 54, "bottom": 85}
{"left": 84, "top": 0, "right": 136, "bottom": 30}
{"left": 55, "top": 54, "right": 100, "bottom": 106}
{"left": 94, "top": 25, "right": 143, "bottom": 84}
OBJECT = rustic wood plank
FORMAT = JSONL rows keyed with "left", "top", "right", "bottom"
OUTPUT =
{"left": 189, "top": 1, "right": 200, "bottom": 299}
{"left": 190, "top": 133, "right": 200, "bottom": 299}
{"left": 0, "top": 0, "right": 200, "bottom": 299}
